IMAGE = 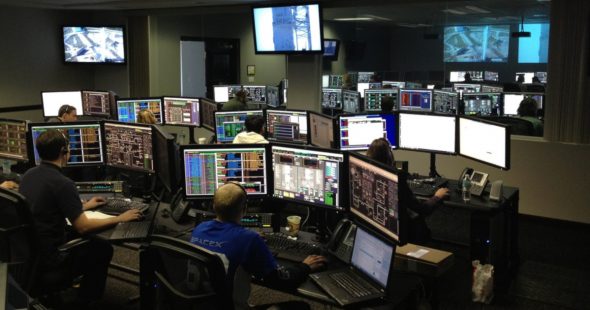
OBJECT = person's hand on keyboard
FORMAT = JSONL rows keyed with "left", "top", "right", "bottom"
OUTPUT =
{"left": 117, "top": 208, "right": 143, "bottom": 223}
{"left": 83, "top": 196, "right": 107, "bottom": 210}
{"left": 434, "top": 187, "right": 450, "bottom": 200}
{"left": 303, "top": 255, "right": 327, "bottom": 271}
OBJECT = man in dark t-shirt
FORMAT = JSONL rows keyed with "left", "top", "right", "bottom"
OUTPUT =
{"left": 19, "top": 129, "right": 141, "bottom": 305}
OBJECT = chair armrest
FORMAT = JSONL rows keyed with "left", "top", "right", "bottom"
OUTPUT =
{"left": 154, "top": 271, "right": 217, "bottom": 301}
{"left": 57, "top": 238, "right": 89, "bottom": 252}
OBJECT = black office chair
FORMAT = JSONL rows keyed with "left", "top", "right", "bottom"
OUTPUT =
{"left": 0, "top": 187, "right": 88, "bottom": 299}
{"left": 140, "top": 234, "right": 232, "bottom": 310}
{"left": 487, "top": 116, "right": 535, "bottom": 136}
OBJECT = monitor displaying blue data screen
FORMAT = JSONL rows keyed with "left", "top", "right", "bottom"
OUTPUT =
{"left": 349, "top": 153, "right": 400, "bottom": 242}
{"left": 399, "top": 113, "right": 456, "bottom": 154}
{"left": 162, "top": 97, "right": 200, "bottom": 127}
{"left": 459, "top": 117, "right": 510, "bottom": 170}
{"left": 271, "top": 144, "right": 344, "bottom": 210}
{"left": 518, "top": 23, "right": 550, "bottom": 63}
{"left": 28, "top": 122, "right": 104, "bottom": 166}
{"left": 116, "top": 98, "right": 163, "bottom": 124}
{"left": 323, "top": 39, "right": 340, "bottom": 60}
{"left": 433, "top": 90, "right": 459, "bottom": 115}
{"left": 321, "top": 88, "right": 342, "bottom": 109}
{"left": 253, "top": 3, "right": 323, "bottom": 54}
{"left": 266, "top": 109, "right": 308, "bottom": 144}
{"left": 399, "top": 89, "right": 433, "bottom": 112}
{"left": 103, "top": 122, "right": 154, "bottom": 172}
{"left": 339, "top": 113, "right": 397, "bottom": 151}
{"left": 214, "top": 110, "right": 264, "bottom": 143}
{"left": 182, "top": 145, "right": 268, "bottom": 198}
{"left": 444, "top": 25, "right": 510, "bottom": 62}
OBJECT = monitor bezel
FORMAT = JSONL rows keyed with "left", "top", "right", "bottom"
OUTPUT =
{"left": 265, "top": 108, "right": 310, "bottom": 145}
{"left": 199, "top": 97, "right": 219, "bottom": 132}
{"left": 27, "top": 121, "right": 105, "bottom": 167}
{"left": 0, "top": 118, "right": 29, "bottom": 162}
{"left": 308, "top": 111, "right": 336, "bottom": 149}
{"left": 81, "top": 89, "right": 112, "bottom": 118}
{"left": 214, "top": 109, "right": 265, "bottom": 144}
{"left": 337, "top": 112, "right": 399, "bottom": 151}
{"left": 458, "top": 116, "right": 511, "bottom": 170}
{"left": 323, "top": 39, "right": 340, "bottom": 60}
{"left": 321, "top": 88, "right": 343, "bottom": 110}
{"left": 152, "top": 124, "right": 179, "bottom": 193}
{"left": 41, "top": 90, "right": 84, "bottom": 118}
{"left": 398, "top": 89, "right": 434, "bottom": 112}
{"left": 397, "top": 111, "right": 458, "bottom": 155}
{"left": 251, "top": 2, "right": 325, "bottom": 55}
{"left": 432, "top": 90, "right": 460, "bottom": 115}
{"left": 180, "top": 143, "right": 271, "bottom": 200}
{"left": 101, "top": 121, "right": 155, "bottom": 173}
{"left": 161, "top": 96, "right": 201, "bottom": 127}
{"left": 462, "top": 92, "right": 503, "bottom": 116}
{"left": 270, "top": 142, "right": 347, "bottom": 211}
{"left": 61, "top": 25, "right": 127, "bottom": 65}
{"left": 115, "top": 97, "right": 164, "bottom": 124}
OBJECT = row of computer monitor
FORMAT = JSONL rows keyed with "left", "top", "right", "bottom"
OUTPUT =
{"left": 322, "top": 87, "right": 544, "bottom": 116}
{"left": 448, "top": 71, "right": 547, "bottom": 84}
{"left": 212, "top": 84, "right": 282, "bottom": 106}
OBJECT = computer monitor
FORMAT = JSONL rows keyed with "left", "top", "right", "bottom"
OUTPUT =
{"left": 357, "top": 82, "right": 381, "bottom": 98}
{"left": 266, "top": 109, "right": 309, "bottom": 144}
{"left": 525, "top": 93, "right": 544, "bottom": 110}
{"left": 481, "top": 85, "right": 504, "bottom": 93}
{"left": 322, "top": 75, "right": 329, "bottom": 88}
{"left": 516, "top": 72, "right": 535, "bottom": 83}
{"left": 181, "top": 144, "right": 268, "bottom": 198}
{"left": 357, "top": 72, "right": 374, "bottom": 83}
{"left": 162, "top": 97, "right": 200, "bottom": 127}
{"left": 323, "top": 39, "right": 340, "bottom": 61}
{"left": 81, "top": 90, "right": 111, "bottom": 118}
{"left": 364, "top": 89, "right": 399, "bottom": 112}
{"left": 0, "top": 118, "right": 28, "bottom": 162}
{"left": 213, "top": 85, "right": 241, "bottom": 103}
{"left": 382, "top": 81, "right": 405, "bottom": 89}
{"left": 41, "top": 91, "right": 84, "bottom": 117}
{"left": 398, "top": 113, "right": 456, "bottom": 154}
{"left": 116, "top": 98, "right": 163, "bottom": 124}
{"left": 342, "top": 90, "right": 361, "bottom": 113}
{"left": 266, "top": 86, "right": 280, "bottom": 107}
{"left": 152, "top": 125, "right": 179, "bottom": 193}
{"left": 338, "top": 113, "right": 398, "bottom": 151}
{"left": 329, "top": 75, "right": 344, "bottom": 88}
{"left": 468, "top": 71, "right": 484, "bottom": 81}
{"left": 321, "top": 88, "right": 342, "bottom": 109}
{"left": 350, "top": 226, "right": 394, "bottom": 288}
{"left": 433, "top": 90, "right": 459, "bottom": 115}
{"left": 463, "top": 92, "right": 502, "bottom": 116}
{"left": 484, "top": 71, "right": 499, "bottom": 82}
{"left": 103, "top": 121, "right": 154, "bottom": 172}
{"left": 459, "top": 117, "right": 510, "bottom": 170}
{"left": 535, "top": 72, "right": 547, "bottom": 83}
{"left": 348, "top": 152, "right": 400, "bottom": 242}
{"left": 28, "top": 122, "right": 104, "bottom": 166}
{"left": 214, "top": 110, "right": 264, "bottom": 143}
{"left": 503, "top": 93, "right": 525, "bottom": 116}
{"left": 405, "top": 82, "right": 422, "bottom": 89}
{"left": 449, "top": 71, "right": 466, "bottom": 83}
{"left": 399, "top": 89, "right": 433, "bottom": 112}
{"left": 309, "top": 111, "right": 335, "bottom": 149}
{"left": 199, "top": 98, "right": 218, "bottom": 131}
{"left": 242, "top": 85, "right": 267, "bottom": 103}
{"left": 271, "top": 144, "right": 344, "bottom": 210}
{"left": 453, "top": 83, "right": 481, "bottom": 94}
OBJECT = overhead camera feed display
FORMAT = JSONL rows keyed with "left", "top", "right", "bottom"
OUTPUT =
{"left": 63, "top": 26, "right": 125, "bottom": 63}
{"left": 518, "top": 23, "right": 550, "bottom": 63}
{"left": 444, "top": 25, "right": 510, "bottom": 62}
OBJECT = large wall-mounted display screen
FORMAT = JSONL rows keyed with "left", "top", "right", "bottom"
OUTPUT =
{"left": 444, "top": 25, "right": 510, "bottom": 62}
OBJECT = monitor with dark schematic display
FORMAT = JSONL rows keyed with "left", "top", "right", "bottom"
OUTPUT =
{"left": 199, "top": 98, "right": 218, "bottom": 131}
{"left": 348, "top": 152, "right": 400, "bottom": 242}
{"left": 462, "top": 92, "right": 502, "bottom": 116}
{"left": 116, "top": 98, "right": 163, "bottom": 124}
{"left": 181, "top": 144, "right": 268, "bottom": 198}
{"left": 103, "top": 121, "right": 154, "bottom": 172}
{"left": 459, "top": 116, "right": 510, "bottom": 170}
{"left": 398, "top": 112, "right": 456, "bottom": 154}
{"left": 338, "top": 113, "right": 398, "bottom": 151}
{"left": 82, "top": 90, "right": 111, "bottom": 118}
{"left": 433, "top": 90, "right": 459, "bottom": 115}
{"left": 162, "top": 97, "right": 200, "bottom": 127}
{"left": 321, "top": 88, "right": 342, "bottom": 110}
{"left": 0, "top": 118, "right": 28, "bottom": 162}
{"left": 271, "top": 144, "right": 344, "bottom": 210}
{"left": 266, "top": 109, "right": 308, "bottom": 144}
{"left": 214, "top": 110, "right": 264, "bottom": 143}
{"left": 242, "top": 85, "right": 267, "bottom": 103}
{"left": 28, "top": 122, "right": 104, "bottom": 166}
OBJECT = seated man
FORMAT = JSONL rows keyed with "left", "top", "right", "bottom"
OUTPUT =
{"left": 19, "top": 129, "right": 142, "bottom": 306}
{"left": 48, "top": 104, "right": 78, "bottom": 122}
{"left": 222, "top": 89, "right": 249, "bottom": 111}
{"left": 191, "top": 183, "right": 325, "bottom": 308}
{"left": 517, "top": 97, "right": 543, "bottom": 136}
{"left": 233, "top": 115, "right": 268, "bottom": 144}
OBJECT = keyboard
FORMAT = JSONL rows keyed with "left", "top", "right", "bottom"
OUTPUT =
{"left": 263, "top": 232, "right": 322, "bottom": 262}
{"left": 98, "top": 198, "right": 149, "bottom": 215}
{"left": 110, "top": 222, "right": 151, "bottom": 240}
{"left": 408, "top": 177, "right": 448, "bottom": 197}
{"left": 329, "top": 272, "right": 374, "bottom": 298}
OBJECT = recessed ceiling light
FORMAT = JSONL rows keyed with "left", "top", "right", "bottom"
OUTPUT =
{"left": 334, "top": 17, "right": 374, "bottom": 21}
{"left": 363, "top": 14, "right": 392, "bottom": 21}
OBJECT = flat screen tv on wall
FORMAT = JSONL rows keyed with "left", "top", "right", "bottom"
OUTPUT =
{"left": 62, "top": 26, "right": 126, "bottom": 64}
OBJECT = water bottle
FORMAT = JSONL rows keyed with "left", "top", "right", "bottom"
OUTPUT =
{"left": 462, "top": 175, "right": 472, "bottom": 202}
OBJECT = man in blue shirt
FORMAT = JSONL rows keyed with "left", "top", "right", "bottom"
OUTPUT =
{"left": 191, "top": 183, "right": 325, "bottom": 307}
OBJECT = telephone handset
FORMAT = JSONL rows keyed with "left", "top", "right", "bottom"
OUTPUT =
{"left": 458, "top": 167, "right": 489, "bottom": 197}
{"left": 327, "top": 219, "right": 356, "bottom": 264}
{"left": 170, "top": 188, "right": 191, "bottom": 223}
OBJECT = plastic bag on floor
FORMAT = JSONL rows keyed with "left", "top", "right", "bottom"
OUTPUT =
{"left": 472, "top": 260, "right": 494, "bottom": 304}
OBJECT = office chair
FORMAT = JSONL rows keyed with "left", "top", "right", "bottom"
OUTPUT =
{"left": 0, "top": 187, "right": 88, "bottom": 299}
{"left": 140, "top": 234, "right": 233, "bottom": 310}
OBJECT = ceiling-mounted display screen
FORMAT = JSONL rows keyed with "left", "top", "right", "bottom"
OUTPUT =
{"left": 444, "top": 25, "right": 510, "bottom": 63}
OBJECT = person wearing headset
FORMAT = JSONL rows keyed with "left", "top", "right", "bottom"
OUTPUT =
{"left": 48, "top": 104, "right": 78, "bottom": 123}
{"left": 366, "top": 138, "right": 449, "bottom": 244}
{"left": 137, "top": 109, "right": 158, "bottom": 125}
{"left": 19, "top": 129, "right": 142, "bottom": 307}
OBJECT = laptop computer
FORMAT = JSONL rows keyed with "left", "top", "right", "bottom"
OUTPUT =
{"left": 109, "top": 199, "right": 161, "bottom": 241}
{"left": 309, "top": 226, "right": 394, "bottom": 307}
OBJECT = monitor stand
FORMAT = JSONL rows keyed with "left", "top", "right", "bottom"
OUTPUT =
{"left": 429, "top": 153, "right": 441, "bottom": 178}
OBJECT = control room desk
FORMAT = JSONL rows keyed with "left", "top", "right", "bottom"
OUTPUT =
{"left": 422, "top": 179, "right": 519, "bottom": 281}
